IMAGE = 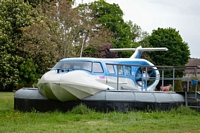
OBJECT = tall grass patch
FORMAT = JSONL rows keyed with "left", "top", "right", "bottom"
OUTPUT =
{"left": 1, "top": 92, "right": 200, "bottom": 133}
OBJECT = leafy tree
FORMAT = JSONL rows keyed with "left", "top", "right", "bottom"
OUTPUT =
{"left": 85, "top": 0, "right": 132, "bottom": 57}
{"left": 73, "top": 1, "right": 114, "bottom": 58}
{"left": 148, "top": 27, "right": 190, "bottom": 86}
{"left": 19, "top": 16, "right": 62, "bottom": 74}
{"left": 48, "top": 0, "right": 79, "bottom": 58}
{"left": 20, "top": 0, "right": 92, "bottom": 74}
{"left": 18, "top": 58, "right": 39, "bottom": 89}
{"left": 0, "top": 0, "right": 38, "bottom": 90}
{"left": 23, "top": 0, "right": 109, "bottom": 58}
{"left": 127, "top": 20, "right": 150, "bottom": 59}
{"left": 127, "top": 20, "right": 149, "bottom": 44}
{"left": 20, "top": 0, "right": 114, "bottom": 77}
{"left": 24, "top": 0, "right": 55, "bottom": 7}
{"left": 82, "top": 42, "right": 117, "bottom": 58}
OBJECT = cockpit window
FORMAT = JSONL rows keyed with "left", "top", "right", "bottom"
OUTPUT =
{"left": 62, "top": 63, "right": 70, "bottom": 69}
{"left": 52, "top": 61, "right": 92, "bottom": 71}
{"left": 93, "top": 62, "right": 103, "bottom": 73}
{"left": 106, "top": 64, "right": 115, "bottom": 74}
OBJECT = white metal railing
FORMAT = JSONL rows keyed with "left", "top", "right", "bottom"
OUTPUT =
{"left": 110, "top": 63, "right": 200, "bottom": 92}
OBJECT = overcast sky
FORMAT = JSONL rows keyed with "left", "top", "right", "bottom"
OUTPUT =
{"left": 75, "top": 0, "right": 200, "bottom": 58}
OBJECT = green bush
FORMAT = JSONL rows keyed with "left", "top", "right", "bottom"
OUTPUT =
{"left": 70, "top": 103, "right": 95, "bottom": 114}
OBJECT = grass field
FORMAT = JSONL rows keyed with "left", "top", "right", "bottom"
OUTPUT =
{"left": 0, "top": 92, "right": 200, "bottom": 133}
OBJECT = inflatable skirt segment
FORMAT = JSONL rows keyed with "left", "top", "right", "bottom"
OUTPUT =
{"left": 14, "top": 88, "right": 185, "bottom": 112}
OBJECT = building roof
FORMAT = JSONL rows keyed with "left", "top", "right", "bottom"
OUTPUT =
{"left": 185, "top": 58, "right": 200, "bottom": 75}
{"left": 186, "top": 58, "right": 200, "bottom": 67}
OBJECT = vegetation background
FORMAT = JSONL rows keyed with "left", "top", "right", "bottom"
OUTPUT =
{"left": 0, "top": 0, "right": 190, "bottom": 91}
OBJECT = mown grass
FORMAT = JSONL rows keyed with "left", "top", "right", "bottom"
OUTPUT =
{"left": 0, "top": 92, "right": 200, "bottom": 133}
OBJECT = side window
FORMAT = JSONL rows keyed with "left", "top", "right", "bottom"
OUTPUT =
{"left": 125, "top": 66, "right": 131, "bottom": 76}
{"left": 117, "top": 65, "right": 124, "bottom": 75}
{"left": 93, "top": 62, "right": 103, "bottom": 73}
{"left": 106, "top": 64, "right": 115, "bottom": 74}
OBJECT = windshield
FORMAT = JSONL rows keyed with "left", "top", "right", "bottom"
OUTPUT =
{"left": 52, "top": 61, "right": 92, "bottom": 71}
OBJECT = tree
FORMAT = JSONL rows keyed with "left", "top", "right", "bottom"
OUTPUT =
{"left": 20, "top": 0, "right": 88, "bottom": 74}
{"left": 24, "top": 0, "right": 55, "bottom": 8}
{"left": 18, "top": 58, "right": 39, "bottom": 89}
{"left": 19, "top": 0, "right": 115, "bottom": 78}
{"left": 86, "top": 0, "right": 132, "bottom": 57}
{"left": 127, "top": 20, "right": 150, "bottom": 59}
{"left": 127, "top": 20, "right": 149, "bottom": 44}
{"left": 0, "top": 0, "right": 38, "bottom": 91}
{"left": 48, "top": 0, "right": 79, "bottom": 58}
{"left": 82, "top": 42, "right": 117, "bottom": 58}
{"left": 148, "top": 27, "right": 190, "bottom": 86}
{"left": 20, "top": 0, "right": 114, "bottom": 77}
{"left": 19, "top": 16, "right": 62, "bottom": 74}
{"left": 72, "top": 1, "right": 115, "bottom": 58}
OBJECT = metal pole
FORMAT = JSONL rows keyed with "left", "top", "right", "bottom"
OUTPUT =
{"left": 185, "top": 91, "right": 188, "bottom": 107}
{"left": 187, "top": 69, "right": 190, "bottom": 92}
{"left": 195, "top": 67, "right": 197, "bottom": 98}
{"left": 141, "top": 68, "right": 144, "bottom": 91}
{"left": 173, "top": 68, "right": 175, "bottom": 91}
{"left": 117, "top": 65, "right": 119, "bottom": 90}
{"left": 145, "top": 67, "right": 148, "bottom": 91}
{"left": 161, "top": 70, "right": 164, "bottom": 91}
{"left": 187, "top": 78, "right": 190, "bottom": 92}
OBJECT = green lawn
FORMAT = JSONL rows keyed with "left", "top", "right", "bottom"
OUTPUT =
{"left": 0, "top": 92, "right": 200, "bottom": 133}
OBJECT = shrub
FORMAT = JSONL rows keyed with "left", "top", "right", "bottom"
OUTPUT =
{"left": 70, "top": 103, "right": 95, "bottom": 114}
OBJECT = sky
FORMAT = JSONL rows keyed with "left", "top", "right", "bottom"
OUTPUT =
{"left": 75, "top": 0, "right": 200, "bottom": 58}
